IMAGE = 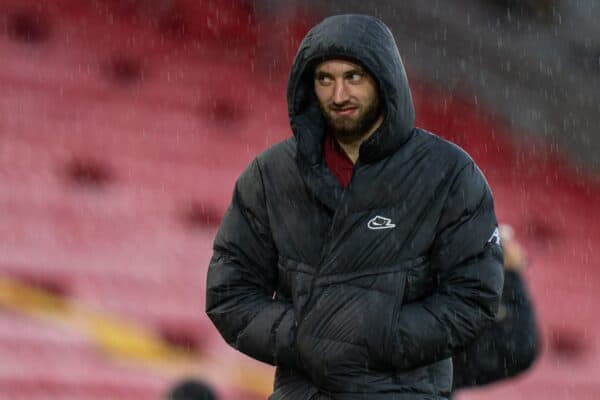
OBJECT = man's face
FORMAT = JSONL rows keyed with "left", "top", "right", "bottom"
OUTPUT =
{"left": 314, "top": 59, "right": 382, "bottom": 143}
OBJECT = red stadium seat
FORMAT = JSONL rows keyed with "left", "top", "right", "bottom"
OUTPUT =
{"left": 0, "top": 1, "right": 598, "bottom": 399}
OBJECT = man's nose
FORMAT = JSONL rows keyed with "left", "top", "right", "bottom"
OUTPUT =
{"left": 332, "top": 81, "right": 350, "bottom": 104}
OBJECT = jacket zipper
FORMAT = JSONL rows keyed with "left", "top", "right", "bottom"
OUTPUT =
{"left": 298, "top": 160, "right": 360, "bottom": 323}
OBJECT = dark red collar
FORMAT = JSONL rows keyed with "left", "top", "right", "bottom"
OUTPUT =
{"left": 323, "top": 136, "right": 354, "bottom": 188}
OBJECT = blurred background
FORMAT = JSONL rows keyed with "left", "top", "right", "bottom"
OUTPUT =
{"left": 0, "top": 0, "right": 598, "bottom": 399}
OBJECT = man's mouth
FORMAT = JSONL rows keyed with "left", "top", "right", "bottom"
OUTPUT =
{"left": 331, "top": 106, "right": 358, "bottom": 116}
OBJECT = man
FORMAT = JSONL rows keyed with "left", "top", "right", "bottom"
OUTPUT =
{"left": 206, "top": 14, "right": 504, "bottom": 399}
{"left": 452, "top": 225, "right": 539, "bottom": 394}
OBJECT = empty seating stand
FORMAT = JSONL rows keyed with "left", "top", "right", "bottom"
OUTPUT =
{"left": 0, "top": 0, "right": 598, "bottom": 399}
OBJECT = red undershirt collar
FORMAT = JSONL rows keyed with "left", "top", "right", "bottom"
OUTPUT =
{"left": 323, "top": 135, "right": 354, "bottom": 189}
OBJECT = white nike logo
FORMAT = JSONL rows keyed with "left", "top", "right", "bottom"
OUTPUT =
{"left": 367, "top": 215, "right": 396, "bottom": 230}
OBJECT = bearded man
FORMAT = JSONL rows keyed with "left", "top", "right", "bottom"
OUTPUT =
{"left": 206, "top": 14, "right": 504, "bottom": 400}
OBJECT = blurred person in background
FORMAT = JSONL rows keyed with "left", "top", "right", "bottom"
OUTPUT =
{"left": 206, "top": 14, "right": 504, "bottom": 399}
{"left": 166, "top": 378, "right": 217, "bottom": 400}
{"left": 451, "top": 224, "right": 540, "bottom": 396}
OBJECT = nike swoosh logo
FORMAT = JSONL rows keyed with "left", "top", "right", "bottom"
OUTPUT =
{"left": 367, "top": 216, "right": 396, "bottom": 230}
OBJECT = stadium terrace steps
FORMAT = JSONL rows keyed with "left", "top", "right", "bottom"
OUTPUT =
{"left": 0, "top": 1, "right": 598, "bottom": 399}
{"left": 0, "top": 312, "right": 171, "bottom": 400}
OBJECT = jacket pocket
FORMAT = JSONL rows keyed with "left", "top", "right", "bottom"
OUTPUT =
{"left": 277, "top": 255, "right": 316, "bottom": 318}
{"left": 359, "top": 257, "right": 428, "bottom": 368}
{"left": 297, "top": 259, "right": 423, "bottom": 377}
{"left": 364, "top": 267, "right": 408, "bottom": 369}
{"left": 403, "top": 257, "right": 434, "bottom": 303}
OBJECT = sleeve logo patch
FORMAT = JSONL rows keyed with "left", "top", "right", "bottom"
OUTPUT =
{"left": 488, "top": 227, "right": 501, "bottom": 245}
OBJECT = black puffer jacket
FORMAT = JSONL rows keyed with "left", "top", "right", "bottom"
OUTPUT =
{"left": 206, "top": 14, "right": 504, "bottom": 399}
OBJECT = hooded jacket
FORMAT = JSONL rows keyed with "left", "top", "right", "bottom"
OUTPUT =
{"left": 206, "top": 14, "right": 504, "bottom": 399}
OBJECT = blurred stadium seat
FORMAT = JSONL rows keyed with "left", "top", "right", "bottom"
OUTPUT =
{"left": 0, "top": 0, "right": 598, "bottom": 399}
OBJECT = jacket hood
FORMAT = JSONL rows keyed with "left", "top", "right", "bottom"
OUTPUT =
{"left": 287, "top": 14, "right": 415, "bottom": 166}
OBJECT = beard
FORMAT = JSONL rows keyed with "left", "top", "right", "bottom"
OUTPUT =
{"left": 319, "top": 96, "right": 382, "bottom": 144}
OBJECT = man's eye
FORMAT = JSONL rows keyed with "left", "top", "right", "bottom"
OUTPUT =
{"left": 317, "top": 75, "right": 332, "bottom": 84}
{"left": 349, "top": 73, "right": 363, "bottom": 82}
